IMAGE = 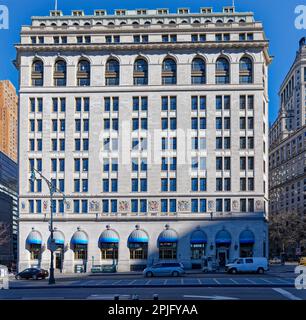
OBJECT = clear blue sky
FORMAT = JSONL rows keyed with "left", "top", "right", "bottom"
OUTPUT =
{"left": 0, "top": 0, "right": 304, "bottom": 123}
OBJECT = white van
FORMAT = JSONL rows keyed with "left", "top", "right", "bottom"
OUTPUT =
{"left": 225, "top": 257, "right": 269, "bottom": 274}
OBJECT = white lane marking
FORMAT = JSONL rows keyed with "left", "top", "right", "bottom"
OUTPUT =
{"left": 245, "top": 278, "right": 256, "bottom": 284}
{"left": 145, "top": 280, "right": 151, "bottom": 285}
{"left": 230, "top": 278, "right": 239, "bottom": 284}
{"left": 129, "top": 280, "right": 137, "bottom": 285}
{"left": 213, "top": 278, "right": 221, "bottom": 285}
{"left": 197, "top": 278, "right": 201, "bottom": 285}
{"left": 184, "top": 295, "right": 239, "bottom": 300}
{"left": 181, "top": 278, "right": 184, "bottom": 285}
{"left": 272, "top": 288, "right": 302, "bottom": 301}
{"left": 112, "top": 280, "right": 122, "bottom": 285}
{"left": 260, "top": 278, "right": 273, "bottom": 284}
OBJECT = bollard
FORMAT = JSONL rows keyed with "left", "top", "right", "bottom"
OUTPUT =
{"left": 153, "top": 294, "right": 159, "bottom": 301}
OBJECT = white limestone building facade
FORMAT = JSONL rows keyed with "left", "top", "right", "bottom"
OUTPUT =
{"left": 269, "top": 38, "right": 306, "bottom": 217}
{"left": 15, "top": 7, "right": 271, "bottom": 272}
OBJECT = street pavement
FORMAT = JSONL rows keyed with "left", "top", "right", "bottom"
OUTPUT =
{"left": 0, "top": 286, "right": 305, "bottom": 300}
{"left": 1, "top": 264, "right": 305, "bottom": 300}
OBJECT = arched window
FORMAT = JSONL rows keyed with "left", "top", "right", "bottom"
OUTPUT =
{"left": 73, "top": 22, "right": 79, "bottom": 26}
{"left": 71, "top": 230, "right": 88, "bottom": 263}
{"left": 132, "top": 21, "right": 139, "bottom": 25}
{"left": 191, "top": 58, "right": 206, "bottom": 84}
{"left": 239, "top": 57, "right": 253, "bottom": 84}
{"left": 40, "top": 23, "right": 46, "bottom": 27}
{"left": 31, "top": 59, "right": 44, "bottom": 86}
{"left": 227, "top": 19, "right": 234, "bottom": 23}
{"left": 54, "top": 59, "right": 67, "bottom": 86}
{"left": 157, "top": 21, "right": 164, "bottom": 24}
{"left": 134, "top": 58, "right": 148, "bottom": 85}
{"left": 215, "top": 57, "right": 230, "bottom": 84}
{"left": 190, "top": 229, "right": 207, "bottom": 261}
{"left": 162, "top": 58, "right": 177, "bottom": 85}
{"left": 105, "top": 58, "right": 120, "bottom": 86}
{"left": 144, "top": 21, "right": 151, "bottom": 25}
{"left": 239, "top": 19, "right": 246, "bottom": 24}
{"left": 51, "top": 23, "right": 57, "bottom": 26}
{"left": 108, "top": 22, "right": 115, "bottom": 26}
{"left": 99, "top": 226, "right": 119, "bottom": 260}
{"left": 158, "top": 225, "right": 178, "bottom": 260}
{"left": 205, "top": 19, "right": 212, "bottom": 23}
{"left": 128, "top": 226, "right": 148, "bottom": 260}
{"left": 120, "top": 21, "right": 126, "bottom": 25}
{"left": 193, "top": 20, "right": 200, "bottom": 24}
{"left": 181, "top": 20, "right": 188, "bottom": 24}
{"left": 77, "top": 59, "right": 90, "bottom": 86}
{"left": 216, "top": 19, "right": 223, "bottom": 24}
{"left": 84, "top": 22, "right": 90, "bottom": 26}
{"left": 26, "top": 229, "right": 42, "bottom": 261}
{"left": 169, "top": 20, "right": 176, "bottom": 24}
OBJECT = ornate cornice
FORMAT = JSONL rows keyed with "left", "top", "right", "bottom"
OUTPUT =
{"left": 15, "top": 40, "right": 269, "bottom": 52}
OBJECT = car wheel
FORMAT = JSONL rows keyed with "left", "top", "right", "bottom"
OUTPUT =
{"left": 146, "top": 271, "right": 153, "bottom": 278}
{"left": 172, "top": 271, "right": 179, "bottom": 277}
{"left": 257, "top": 268, "right": 264, "bottom": 274}
{"left": 230, "top": 268, "right": 237, "bottom": 275}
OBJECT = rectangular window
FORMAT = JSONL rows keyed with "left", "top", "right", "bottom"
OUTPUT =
{"left": 132, "top": 179, "right": 138, "bottom": 192}
{"left": 240, "top": 199, "right": 247, "bottom": 212}
{"left": 161, "top": 199, "right": 168, "bottom": 213}
{"left": 131, "top": 199, "right": 138, "bottom": 213}
{"left": 169, "top": 199, "right": 176, "bottom": 212}
{"left": 216, "top": 199, "right": 223, "bottom": 212}
{"left": 191, "top": 178, "right": 198, "bottom": 191}
{"left": 103, "top": 179, "right": 109, "bottom": 192}
{"left": 200, "top": 199, "right": 207, "bottom": 213}
{"left": 140, "top": 199, "right": 147, "bottom": 213}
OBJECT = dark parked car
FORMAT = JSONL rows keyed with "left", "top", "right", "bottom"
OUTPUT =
{"left": 15, "top": 268, "right": 49, "bottom": 280}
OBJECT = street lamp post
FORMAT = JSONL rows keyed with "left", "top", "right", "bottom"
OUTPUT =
{"left": 31, "top": 167, "right": 67, "bottom": 285}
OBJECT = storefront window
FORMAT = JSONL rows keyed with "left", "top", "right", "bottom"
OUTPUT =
{"left": 159, "top": 243, "right": 177, "bottom": 260}
{"left": 101, "top": 244, "right": 118, "bottom": 260}
{"left": 191, "top": 243, "right": 205, "bottom": 260}
{"left": 74, "top": 244, "right": 87, "bottom": 260}
{"left": 240, "top": 244, "right": 254, "bottom": 257}
{"left": 129, "top": 243, "right": 148, "bottom": 260}
{"left": 30, "top": 244, "right": 41, "bottom": 260}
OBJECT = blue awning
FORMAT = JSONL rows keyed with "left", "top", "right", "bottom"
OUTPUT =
{"left": 71, "top": 231, "right": 88, "bottom": 245}
{"left": 128, "top": 229, "right": 148, "bottom": 243}
{"left": 239, "top": 230, "right": 255, "bottom": 244}
{"left": 26, "top": 230, "right": 42, "bottom": 245}
{"left": 158, "top": 228, "right": 178, "bottom": 243}
{"left": 48, "top": 231, "right": 65, "bottom": 245}
{"left": 99, "top": 229, "right": 119, "bottom": 243}
{"left": 215, "top": 230, "right": 232, "bottom": 245}
{"left": 190, "top": 230, "right": 207, "bottom": 244}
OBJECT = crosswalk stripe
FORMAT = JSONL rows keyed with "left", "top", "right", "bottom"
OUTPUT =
{"left": 272, "top": 288, "right": 302, "bottom": 301}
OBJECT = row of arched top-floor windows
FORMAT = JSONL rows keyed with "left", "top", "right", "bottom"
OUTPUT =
{"left": 40, "top": 18, "right": 247, "bottom": 27}
{"left": 31, "top": 56, "right": 253, "bottom": 87}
